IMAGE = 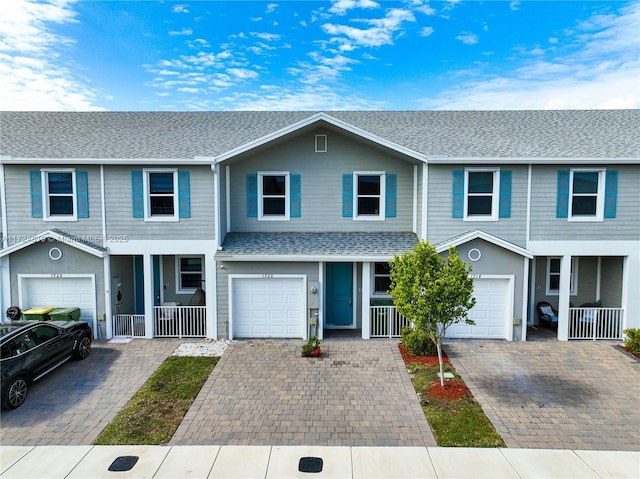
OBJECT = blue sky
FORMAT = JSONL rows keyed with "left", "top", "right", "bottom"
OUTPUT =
{"left": 1, "top": 0, "right": 638, "bottom": 111}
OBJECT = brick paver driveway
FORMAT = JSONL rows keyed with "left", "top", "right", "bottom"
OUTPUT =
{"left": 0, "top": 339, "right": 183, "bottom": 446}
{"left": 446, "top": 338, "right": 640, "bottom": 451}
{"left": 171, "top": 339, "right": 436, "bottom": 447}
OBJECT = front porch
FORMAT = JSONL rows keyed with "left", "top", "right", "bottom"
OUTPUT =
{"left": 113, "top": 305, "right": 207, "bottom": 338}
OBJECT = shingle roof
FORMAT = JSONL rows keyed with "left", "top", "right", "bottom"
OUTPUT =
{"left": 1, "top": 110, "right": 638, "bottom": 159}
{"left": 216, "top": 232, "right": 419, "bottom": 259}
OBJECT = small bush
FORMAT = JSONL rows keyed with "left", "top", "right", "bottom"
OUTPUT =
{"left": 401, "top": 326, "right": 437, "bottom": 356}
{"left": 623, "top": 328, "right": 640, "bottom": 355}
{"left": 301, "top": 336, "right": 321, "bottom": 357}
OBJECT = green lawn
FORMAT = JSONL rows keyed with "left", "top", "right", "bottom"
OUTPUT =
{"left": 93, "top": 356, "right": 218, "bottom": 445}
{"left": 408, "top": 362, "right": 506, "bottom": 448}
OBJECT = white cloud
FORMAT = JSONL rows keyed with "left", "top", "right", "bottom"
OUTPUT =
{"left": 251, "top": 32, "right": 281, "bottom": 41}
{"left": 169, "top": 28, "right": 193, "bottom": 36}
{"left": 322, "top": 8, "right": 415, "bottom": 48}
{"left": 266, "top": 3, "right": 278, "bottom": 14}
{"left": 420, "top": 26, "right": 434, "bottom": 37}
{"left": 329, "top": 0, "right": 380, "bottom": 16}
{"left": 510, "top": 1, "right": 520, "bottom": 12}
{"left": 456, "top": 32, "right": 478, "bottom": 45}
{"left": 0, "top": 0, "right": 102, "bottom": 110}
{"left": 172, "top": 4, "right": 189, "bottom": 14}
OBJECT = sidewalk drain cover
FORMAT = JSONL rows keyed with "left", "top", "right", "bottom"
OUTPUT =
{"left": 299, "top": 457, "right": 323, "bottom": 473}
{"left": 108, "top": 456, "right": 139, "bottom": 472}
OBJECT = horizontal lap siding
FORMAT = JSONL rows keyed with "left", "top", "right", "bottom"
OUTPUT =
{"left": 4, "top": 165, "right": 103, "bottom": 241}
{"left": 104, "top": 165, "right": 216, "bottom": 240}
{"left": 229, "top": 129, "right": 415, "bottom": 232}
{"left": 530, "top": 164, "right": 640, "bottom": 241}
{"left": 426, "top": 165, "right": 527, "bottom": 246}
{"left": 600, "top": 257, "right": 623, "bottom": 307}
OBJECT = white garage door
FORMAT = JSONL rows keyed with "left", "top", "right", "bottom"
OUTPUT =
{"left": 448, "top": 278, "right": 510, "bottom": 339}
{"left": 232, "top": 277, "right": 304, "bottom": 338}
{"left": 20, "top": 276, "right": 96, "bottom": 324}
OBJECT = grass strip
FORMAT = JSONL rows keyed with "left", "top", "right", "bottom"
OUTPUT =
{"left": 93, "top": 356, "right": 218, "bottom": 445}
{"left": 408, "top": 362, "right": 506, "bottom": 448}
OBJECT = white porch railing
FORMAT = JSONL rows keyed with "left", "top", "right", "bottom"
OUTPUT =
{"left": 113, "top": 314, "right": 146, "bottom": 338}
{"left": 569, "top": 307, "right": 624, "bottom": 340}
{"left": 370, "top": 306, "right": 411, "bottom": 338}
{"left": 154, "top": 306, "right": 206, "bottom": 338}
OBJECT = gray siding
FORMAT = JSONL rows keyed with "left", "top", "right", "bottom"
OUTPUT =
{"left": 104, "top": 165, "right": 216, "bottom": 240}
{"left": 110, "top": 255, "right": 135, "bottom": 315}
{"left": 216, "top": 261, "right": 320, "bottom": 338}
{"left": 160, "top": 254, "right": 204, "bottom": 305}
{"left": 416, "top": 164, "right": 423, "bottom": 237}
{"left": 4, "top": 165, "right": 103, "bottom": 244}
{"left": 600, "top": 257, "right": 623, "bottom": 307}
{"left": 530, "top": 164, "right": 640, "bottom": 241}
{"left": 228, "top": 129, "right": 416, "bottom": 233}
{"left": 426, "top": 165, "right": 528, "bottom": 247}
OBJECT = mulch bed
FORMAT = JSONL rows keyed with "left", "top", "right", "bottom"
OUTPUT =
{"left": 621, "top": 346, "right": 640, "bottom": 360}
{"left": 398, "top": 342, "right": 450, "bottom": 366}
{"left": 427, "top": 380, "right": 471, "bottom": 401}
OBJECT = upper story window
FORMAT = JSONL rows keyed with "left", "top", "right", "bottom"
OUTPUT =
{"left": 373, "top": 262, "right": 392, "bottom": 295}
{"left": 465, "top": 169, "right": 498, "bottom": 220}
{"left": 546, "top": 257, "right": 578, "bottom": 295}
{"left": 29, "top": 169, "right": 88, "bottom": 221}
{"left": 569, "top": 170, "right": 604, "bottom": 220}
{"left": 258, "top": 172, "right": 290, "bottom": 220}
{"left": 147, "top": 171, "right": 177, "bottom": 218}
{"left": 176, "top": 256, "right": 203, "bottom": 293}
{"left": 45, "top": 170, "right": 76, "bottom": 218}
{"left": 131, "top": 169, "right": 190, "bottom": 220}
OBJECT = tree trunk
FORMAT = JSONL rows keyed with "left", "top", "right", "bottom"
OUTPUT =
{"left": 436, "top": 339, "right": 445, "bottom": 387}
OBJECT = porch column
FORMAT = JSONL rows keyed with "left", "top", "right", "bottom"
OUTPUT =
{"left": 557, "top": 255, "right": 572, "bottom": 341}
{"left": 143, "top": 253, "right": 154, "bottom": 339}
{"left": 0, "top": 257, "right": 9, "bottom": 324}
{"left": 205, "top": 253, "right": 217, "bottom": 339}
{"left": 103, "top": 255, "right": 113, "bottom": 340}
{"left": 622, "top": 252, "right": 640, "bottom": 330}
{"left": 361, "top": 262, "right": 371, "bottom": 339}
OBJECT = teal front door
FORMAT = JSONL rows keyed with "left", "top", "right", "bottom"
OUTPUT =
{"left": 325, "top": 263, "right": 353, "bottom": 328}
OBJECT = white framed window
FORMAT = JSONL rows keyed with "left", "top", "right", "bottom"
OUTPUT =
{"left": 546, "top": 257, "right": 578, "bottom": 296}
{"left": 315, "top": 134, "right": 327, "bottom": 153}
{"left": 354, "top": 171, "right": 385, "bottom": 220}
{"left": 569, "top": 169, "right": 605, "bottom": 221}
{"left": 144, "top": 169, "right": 178, "bottom": 221}
{"left": 372, "top": 262, "right": 392, "bottom": 296}
{"left": 42, "top": 169, "right": 77, "bottom": 221}
{"left": 258, "top": 171, "right": 290, "bottom": 221}
{"left": 464, "top": 169, "right": 499, "bottom": 221}
{"left": 176, "top": 256, "right": 204, "bottom": 294}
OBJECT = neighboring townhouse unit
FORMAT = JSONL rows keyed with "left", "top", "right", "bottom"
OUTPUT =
{"left": 0, "top": 110, "right": 638, "bottom": 343}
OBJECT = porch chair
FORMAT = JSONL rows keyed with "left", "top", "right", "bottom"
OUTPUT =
{"left": 536, "top": 301, "right": 558, "bottom": 330}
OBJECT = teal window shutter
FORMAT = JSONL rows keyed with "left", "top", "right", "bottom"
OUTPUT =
{"left": 342, "top": 174, "right": 353, "bottom": 217}
{"left": 178, "top": 170, "right": 191, "bottom": 218}
{"left": 76, "top": 171, "right": 89, "bottom": 218}
{"left": 30, "top": 170, "right": 43, "bottom": 218}
{"left": 452, "top": 170, "right": 464, "bottom": 218}
{"left": 385, "top": 174, "right": 396, "bottom": 218}
{"left": 556, "top": 170, "right": 570, "bottom": 218}
{"left": 290, "top": 174, "right": 301, "bottom": 218}
{"left": 246, "top": 174, "right": 257, "bottom": 218}
{"left": 604, "top": 170, "right": 618, "bottom": 218}
{"left": 131, "top": 171, "right": 144, "bottom": 218}
{"left": 498, "top": 170, "right": 512, "bottom": 218}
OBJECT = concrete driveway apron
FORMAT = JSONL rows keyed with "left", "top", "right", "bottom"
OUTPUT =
{"left": 0, "top": 339, "right": 183, "bottom": 446}
{"left": 445, "top": 338, "right": 640, "bottom": 451}
{"left": 171, "top": 339, "right": 436, "bottom": 447}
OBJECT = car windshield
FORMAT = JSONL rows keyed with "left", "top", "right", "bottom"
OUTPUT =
{"left": 0, "top": 325, "right": 20, "bottom": 339}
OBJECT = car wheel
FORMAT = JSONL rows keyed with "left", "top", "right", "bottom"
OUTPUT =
{"left": 3, "top": 377, "right": 28, "bottom": 409}
{"left": 74, "top": 335, "right": 91, "bottom": 360}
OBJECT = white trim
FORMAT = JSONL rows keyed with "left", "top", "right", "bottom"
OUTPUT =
{"left": 421, "top": 164, "right": 428, "bottom": 240}
{"left": 353, "top": 171, "right": 385, "bottom": 221}
{"left": 142, "top": 168, "right": 179, "bottom": 222}
{"left": 143, "top": 254, "right": 154, "bottom": 338}
{"left": 100, "top": 165, "right": 107, "bottom": 243}
{"left": 567, "top": 169, "right": 605, "bottom": 222}
{"left": 206, "top": 254, "right": 217, "bottom": 339}
{"left": 103, "top": 255, "right": 112, "bottom": 340}
{"left": 463, "top": 168, "right": 499, "bottom": 221}
{"left": 546, "top": 256, "right": 578, "bottom": 296}
{"left": 426, "top": 156, "right": 639, "bottom": 165}
{"left": 257, "top": 171, "right": 290, "bottom": 221}
{"left": 527, "top": 240, "right": 639, "bottom": 256}
{"left": 225, "top": 165, "right": 231, "bottom": 235}
{"left": 412, "top": 165, "right": 417, "bottom": 234}
{"left": 175, "top": 255, "right": 204, "bottom": 294}
{"left": 3, "top": 157, "right": 213, "bottom": 165}
{"left": 371, "top": 261, "right": 392, "bottom": 297}
{"left": 315, "top": 134, "right": 327, "bottom": 153}
{"left": 228, "top": 274, "right": 307, "bottom": 340}
{"left": 0, "top": 258, "right": 10, "bottom": 324}
{"left": 596, "top": 257, "right": 602, "bottom": 302}
{"left": 323, "top": 263, "right": 357, "bottom": 330}
{"left": 41, "top": 168, "right": 78, "bottom": 222}
{"left": 17, "top": 273, "right": 98, "bottom": 339}
{"left": 0, "top": 230, "right": 106, "bottom": 258}
{"left": 521, "top": 257, "right": 530, "bottom": 342}
{"left": 318, "top": 262, "right": 324, "bottom": 340}
{"left": 212, "top": 163, "right": 221, "bottom": 246}
{"left": 435, "top": 230, "right": 534, "bottom": 259}
{"left": 213, "top": 112, "right": 427, "bottom": 164}
{"left": 217, "top": 254, "right": 396, "bottom": 263}
{"left": 361, "top": 262, "right": 371, "bottom": 339}
{"left": 526, "top": 164, "right": 532, "bottom": 244}
{"left": 105, "top": 239, "right": 214, "bottom": 254}
{"left": 0, "top": 164, "right": 8, "bottom": 248}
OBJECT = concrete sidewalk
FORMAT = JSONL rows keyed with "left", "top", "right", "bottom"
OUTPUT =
{"left": 1, "top": 445, "right": 638, "bottom": 478}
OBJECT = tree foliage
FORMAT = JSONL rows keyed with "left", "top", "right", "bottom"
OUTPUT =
{"left": 390, "top": 240, "right": 476, "bottom": 386}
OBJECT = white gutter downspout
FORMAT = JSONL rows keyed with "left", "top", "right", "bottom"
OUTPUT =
{"left": 0, "top": 163, "right": 8, "bottom": 248}
{"left": 422, "top": 164, "right": 428, "bottom": 241}
{"left": 412, "top": 165, "right": 417, "bottom": 234}
{"left": 207, "top": 162, "right": 219, "bottom": 339}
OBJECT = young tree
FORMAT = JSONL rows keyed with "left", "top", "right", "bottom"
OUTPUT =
{"left": 390, "top": 240, "right": 476, "bottom": 386}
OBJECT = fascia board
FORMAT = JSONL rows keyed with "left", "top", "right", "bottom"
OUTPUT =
{"left": 427, "top": 157, "right": 640, "bottom": 165}
{"left": 0, "top": 230, "right": 106, "bottom": 258}
{"left": 436, "top": 230, "right": 534, "bottom": 259}
{"left": 215, "top": 254, "right": 395, "bottom": 262}
{"left": 0, "top": 158, "right": 213, "bottom": 165}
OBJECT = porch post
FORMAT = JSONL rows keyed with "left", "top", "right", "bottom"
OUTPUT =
{"left": 205, "top": 253, "right": 217, "bottom": 339}
{"left": 557, "top": 255, "right": 572, "bottom": 341}
{"left": 143, "top": 253, "right": 154, "bottom": 339}
{"left": 622, "top": 252, "right": 640, "bottom": 331}
{"left": 103, "top": 255, "right": 113, "bottom": 340}
{"left": 361, "top": 262, "right": 371, "bottom": 339}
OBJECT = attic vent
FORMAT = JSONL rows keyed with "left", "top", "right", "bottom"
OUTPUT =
{"left": 315, "top": 134, "right": 327, "bottom": 153}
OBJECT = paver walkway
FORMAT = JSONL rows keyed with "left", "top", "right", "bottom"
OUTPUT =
{"left": 0, "top": 339, "right": 183, "bottom": 446}
{"left": 445, "top": 338, "right": 640, "bottom": 451}
{"left": 171, "top": 339, "right": 436, "bottom": 446}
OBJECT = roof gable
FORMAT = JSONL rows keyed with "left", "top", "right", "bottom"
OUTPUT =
{"left": 435, "top": 230, "right": 533, "bottom": 259}
{"left": 0, "top": 230, "right": 107, "bottom": 258}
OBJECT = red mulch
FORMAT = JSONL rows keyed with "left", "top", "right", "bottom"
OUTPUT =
{"left": 398, "top": 343, "right": 450, "bottom": 366}
{"left": 622, "top": 346, "right": 640, "bottom": 359}
{"left": 427, "top": 380, "right": 471, "bottom": 401}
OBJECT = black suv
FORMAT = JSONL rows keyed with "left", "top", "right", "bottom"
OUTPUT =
{"left": 1, "top": 321, "right": 92, "bottom": 409}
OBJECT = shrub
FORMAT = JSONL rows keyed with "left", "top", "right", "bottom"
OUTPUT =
{"left": 401, "top": 326, "right": 437, "bottom": 356}
{"left": 623, "top": 328, "right": 640, "bottom": 355}
{"left": 301, "top": 336, "right": 321, "bottom": 357}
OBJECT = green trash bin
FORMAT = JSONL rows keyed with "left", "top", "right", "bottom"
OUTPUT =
{"left": 22, "top": 306, "right": 56, "bottom": 321}
{"left": 49, "top": 307, "right": 82, "bottom": 321}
